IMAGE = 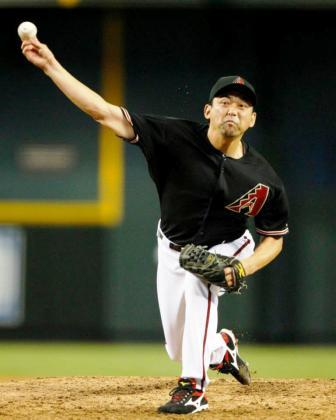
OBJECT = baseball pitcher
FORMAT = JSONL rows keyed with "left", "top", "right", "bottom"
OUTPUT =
{"left": 21, "top": 36, "right": 289, "bottom": 415}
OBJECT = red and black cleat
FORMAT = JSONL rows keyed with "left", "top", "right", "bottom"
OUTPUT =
{"left": 210, "top": 329, "right": 251, "bottom": 385}
{"left": 158, "top": 377, "right": 208, "bottom": 414}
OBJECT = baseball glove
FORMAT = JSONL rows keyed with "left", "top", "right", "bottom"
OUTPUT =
{"left": 179, "top": 244, "right": 247, "bottom": 294}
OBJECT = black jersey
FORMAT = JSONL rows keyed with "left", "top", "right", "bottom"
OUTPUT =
{"left": 123, "top": 110, "right": 289, "bottom": 247}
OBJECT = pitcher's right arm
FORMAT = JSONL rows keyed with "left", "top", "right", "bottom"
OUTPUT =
{"left": 21, "top": 38, "right": 135, "bottom": 140}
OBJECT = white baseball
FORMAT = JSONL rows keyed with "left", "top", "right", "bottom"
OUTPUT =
{"left": 17, "top": 21, "right": 38, "bottom": 41}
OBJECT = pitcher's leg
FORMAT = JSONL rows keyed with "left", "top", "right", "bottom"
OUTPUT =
{"left": 207, "top": 231, "right": 256, "bottom": 385}
{"left": 181, "top": 273, "right": 219, "bottom": 390}
{"left": 157, "top": 240, "right": 185, "bottom": 362}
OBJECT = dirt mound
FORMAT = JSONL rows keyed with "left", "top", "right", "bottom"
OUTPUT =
{"left": 0, "top": 376, "right": 334, "bottom": 418}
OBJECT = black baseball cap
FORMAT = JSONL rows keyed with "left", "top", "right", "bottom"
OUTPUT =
{"left": 209, "top": 75, "right": 256, "bottom": 106}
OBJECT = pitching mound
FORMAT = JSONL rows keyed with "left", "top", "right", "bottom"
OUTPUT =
{"left": 0, "top": 376, "right": 334, "bottom": 418}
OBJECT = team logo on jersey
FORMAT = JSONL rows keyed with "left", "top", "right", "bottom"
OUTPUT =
{"left": 225, "top": 183, "right": 270, "bottom": 216}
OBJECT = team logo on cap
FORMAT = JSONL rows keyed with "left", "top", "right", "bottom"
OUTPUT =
{"left": 233, "top": 77, "right": 245, "bottom": 85}
{"left": 225, "top": 183, "right": 269, "bottom": 216}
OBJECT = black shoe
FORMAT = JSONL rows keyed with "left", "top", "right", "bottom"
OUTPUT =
{"left": 158, "top": 377, "right": 208, "bottom": 414}
{"left": 210, "top": 329, "right": 251, "bottom": 385}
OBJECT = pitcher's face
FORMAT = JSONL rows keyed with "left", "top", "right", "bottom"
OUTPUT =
{"left": 204, "top": 93, "right": 256, "bottom": 138}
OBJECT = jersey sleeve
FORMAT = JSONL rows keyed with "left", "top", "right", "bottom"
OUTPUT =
{"left": 120, "top": 108, "right": 168, "bottom": 158}
{"left": 254, "top": 183, "right": 289, "bottom": 237}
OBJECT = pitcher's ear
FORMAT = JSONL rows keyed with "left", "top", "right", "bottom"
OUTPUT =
{"left": 249, "top": 111, "right": 257, "bottom": 128}
{"left": 204, "top": 103, "right": 211, "bottom": 120}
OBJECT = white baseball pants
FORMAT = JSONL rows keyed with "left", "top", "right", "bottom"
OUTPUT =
{"left": 156, "top": 224, "right": 255, "bottom": 390}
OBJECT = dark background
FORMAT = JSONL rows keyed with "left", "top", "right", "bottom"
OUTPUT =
{"left": 0, "top": 4, "right": 335, "bottom": 343}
